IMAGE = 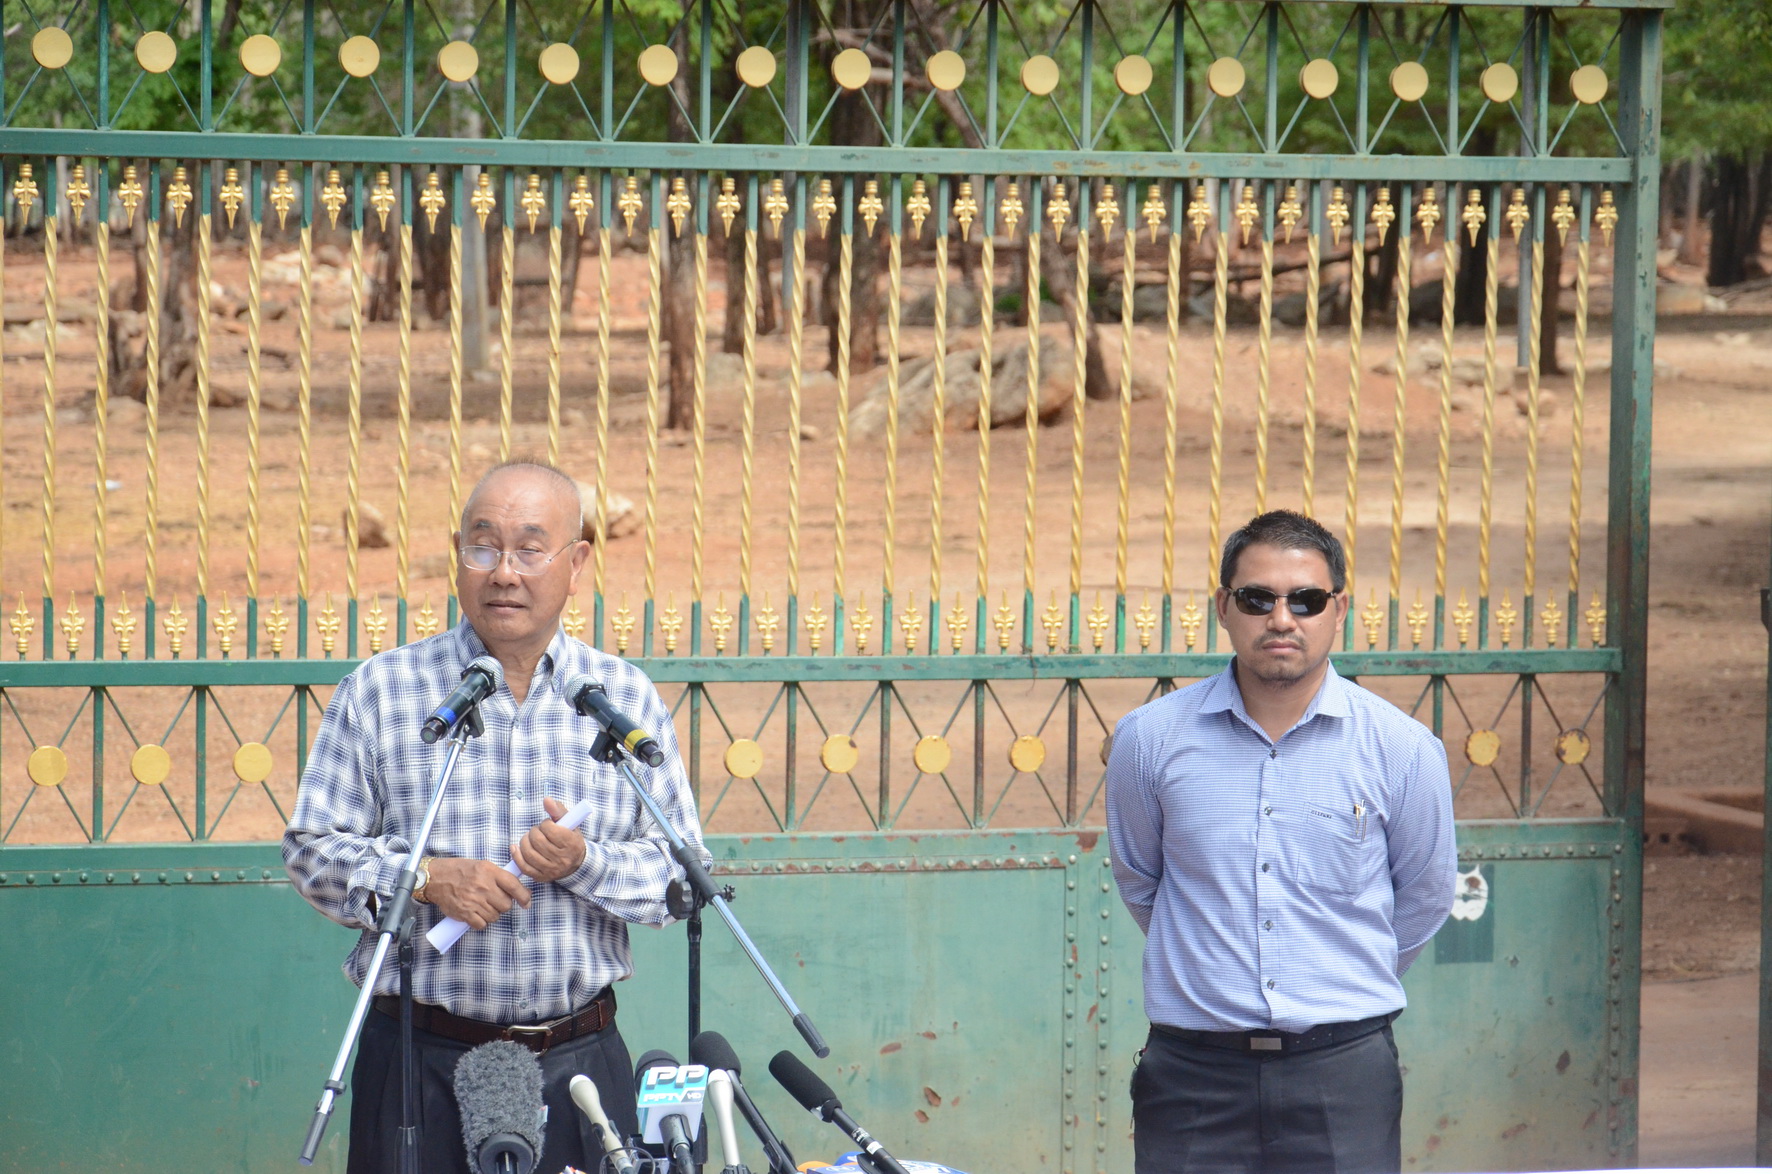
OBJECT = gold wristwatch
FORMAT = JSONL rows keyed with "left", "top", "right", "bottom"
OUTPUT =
{"left": 413, "top": 857, "right": 434, "bottom": 903}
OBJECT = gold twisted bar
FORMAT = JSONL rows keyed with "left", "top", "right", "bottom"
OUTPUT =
{"left": 93, "top": 216, "right": 112, "bottom": 602}
{"left": 785, "top": 226, "right": 809, "bottom": 602}
{"left": 1386, "top": 225, "right": 1412, "bottom": 629}
{"left": 343, "top": 224, "right": 368, "bottom": 602}
{"left": 641, "top": 217, "right": 665, "bottom": 604}
{"left": 1067, "top": 209, "right": 1090, "bottom": 601}
{"left": 1114, "top": 208, "right": 1137, "bottom": 599}
{"left": 39, "top": 212, "right": 60, "bottom": 619}
{"left": 497, "top": 222, "right": 516, "bottom": 462}
{"left": 1433, "top": 227, "right": 1461, "bottom": 607}
{"left": 834, "top": 228, "right": 856, "bottom": 607}
{"left": 394, "top": 221, "right": 416, "bottom": 605}
{"left": 1253, "top": 213, "right": 1276, "bottom": 513}
{"left": 594, "top": 220, "right": 615, "bottom": 599}
{"left": 1300, "top": 230, "right": 1322, "bottom": 515}
{"left": 1567, "top": 217, "right": 1593, "bottom": 622}
{"left": 446, "top": 219, "right": 466, "bottom": 548}
{"left": 736, "top": 222, "right": 760, "bottom": 599}
{"left": 1021, "top": 221, "right": 1042, "bottom": 600}
{"left": 973, "top": 228, "right": 994, "bottom": 610}
{"left": 1344, "top": 230, "right": 1366, "bottom": 601}
{"left": 689, "top": 225, "right": 711, "bottom": 602}
{"left": 928, "top": 225, "right": 951, "bottom": 617}
{"left": 1476, "top": 214, "right": 1503, "bottom": 608}
{"left": 1161, "top": 214, "right": 1183, "bottom": 598}
{"left": 1206, "top": 206, "right": 1230, "bottom": 591}
{"left": 882, "top": 224, "right": 904, "bottom": 602}
{"left": 544, "top": 223, "right": 566, "bottom": 466}
{"left": 195, "top": 212, "right": 216, "bottom": 601}
{"left": 243, "top": 213, "right": 267, "bottom": 601}
{"left": 1522, "top": 226, "right": 1546, "bottom": 621}
{"left": 144, "top": 216, "right": 165, "bottom": 603}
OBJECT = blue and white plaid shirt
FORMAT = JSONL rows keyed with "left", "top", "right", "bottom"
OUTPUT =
{"left": 1106, "top": 660, "right": 1456, "bottom": 1035}
{"left": 283, "top": 621, "right": 704, "bottom": 1025}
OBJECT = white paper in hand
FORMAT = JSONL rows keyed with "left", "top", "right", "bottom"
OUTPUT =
{"left": 426, "top": 797, "right": 596, "bottom": 954}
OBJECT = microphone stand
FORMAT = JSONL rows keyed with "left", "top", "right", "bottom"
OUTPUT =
{"left": 299, "top": 705, "right": 486, "bottom": 1167}
{"left": 587, "top": 730, "right": 830, "bottom": 1059}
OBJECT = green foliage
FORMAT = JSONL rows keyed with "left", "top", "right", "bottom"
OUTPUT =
{"left": 1662, "top": 0, "right": 1772, "bottom": 160}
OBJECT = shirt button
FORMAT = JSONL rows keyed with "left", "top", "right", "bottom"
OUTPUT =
{"left": 1264, "top": 806, "right": 1272, "bottom": 816}
{"left": 1264, "top": 920, "right": 1273, "bottom": 930}
{"left": 1261, "top": 862, "right": 1270, "bottom": 873}
{"left": 1269, "top": 747, "right": 1277, "bottom": 759}
{"left": 1267, "top": 979, "right": 1276, "bottom": 990}
{"left": 518, "top": 928, "right": 528, "bottom": 940}
{"left": 515, "top": 790, "right": 525, "bottom": 800}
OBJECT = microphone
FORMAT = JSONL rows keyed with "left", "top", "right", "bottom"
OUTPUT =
{"left": 690, "top": 1031, "right": 796, "bottom": 1174}
{"left": 563, "top": 674, "right": 666, "bottom": 767}
{"left": 569, "top": 1074, "right": 637, "bottom": 1174}
{"left": 634, "top": 1050, "right": 706, "bottom": 1174}
{"left": 768, "top": 1051, "right": 910, "bottom": 1174}
{"left": 454, "top": 1040, "right": 546, "bottom": 1174}
{"left": 421, "top": 656, "right": 504, "bottom": 744}
{"left": 706, "top": 1070, "right": 750, "bottom": 1174}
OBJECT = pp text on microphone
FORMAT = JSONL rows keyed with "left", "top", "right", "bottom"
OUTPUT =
{"left": 283, "top": 461, "right": 709, "bottom": 1174}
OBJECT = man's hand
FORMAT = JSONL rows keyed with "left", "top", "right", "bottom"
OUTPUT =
{"left": 422, "top": 858, "right": 530, "bottom": 931}
{"left": 511, "top": 796, "right": 588, "bottom": 884}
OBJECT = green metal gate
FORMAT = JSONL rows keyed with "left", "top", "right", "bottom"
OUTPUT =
{"left": 0, "top": 0, "right": 1660, "bottom": 1169}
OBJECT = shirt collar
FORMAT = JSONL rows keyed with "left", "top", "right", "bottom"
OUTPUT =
{"left": 1201, "top": 656, "right": 1352, "bottom": 727}
{"left": 453, "top": 621, "right": 572, "bottom": 694}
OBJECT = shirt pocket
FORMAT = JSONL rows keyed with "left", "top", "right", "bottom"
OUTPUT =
{"left": 1293, "top": 801, "right": 1377, "bottom": 896}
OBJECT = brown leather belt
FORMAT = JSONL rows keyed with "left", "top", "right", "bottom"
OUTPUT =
{"left": 372, "top": 988, "right": 616, "bottom": 1056}
{"left": 1152, "top": 1011, "right": 1396, "bottom": 1055}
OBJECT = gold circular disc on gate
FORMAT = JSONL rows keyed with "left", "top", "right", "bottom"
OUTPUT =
{"left": 1206, "top": 56, "right": 1246, "bottom": 99}
{"left": 638, "top": 44, "right": 680, "bottom": 87}
{"left": 27, "top": 745, "right": 68, "bottom": 788}
{"left": 131, "top": 744, "right": 172, "bottom": 787}
{"left": 1480, "top": 61, "right": 1519, "bottom": 105}
{"left": 1020, "top": 54, "right": 1060, "bottom": 96}
{"left": 32, "top": 27, "right": 74, "bottom": 71}
{"left": 1008, "top": 734, "right": 1047, "bottom": 774}
{"left": 926, "top": 50, "right": 966, "bottom": 93}
{"left": 338, "top": 35, "right": 381, "bottom": 79}
{"left": 1555, "top": 728, "right": 1592, "bottom": 766}
{"left": 736, "top": 45, "right": 777, "bottom": 89}
{"left": 724, "top": 739, "right": 764, "bottom": 780}
{"left": 831, "top": 47, "right": 872, "bottom": 92}
{"left": 1390, "top": 61, "right": 1429, "bottom": 103}
{"left": 539, "top": 42, "right": 580, "bottom": 86}
{"left": 1298, "top": 58, "right": 1339, "bottom": 100}
{"left": 1464, "top": 729, "right": 1502, "bottom": 767}
{"left": 233, "top": 742, "right": 274, "bottom": 785}
{"left": 136, "top": 30, "right": 178, "bottom": 74}
{"left": 240, "top": 34, "right": 281, "bottom": 77}
{"left": 1569, "top": 64, "right": 1609, "bottom": 106}
{"left": 438, "top": 40, "right": 479, "bottom": 83}
{"left": 820, "top": 734, "right": 860, "bottom": 775}
{"left": 912, "top": 734, "right": 952, "bottom": 776}
{"left": 1114, "top": 55, "right": 1153, "bottom": 97}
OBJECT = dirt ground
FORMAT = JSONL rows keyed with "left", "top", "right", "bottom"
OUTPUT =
{"left": 0, "top": 229, "right": 1769, "bottom": 983}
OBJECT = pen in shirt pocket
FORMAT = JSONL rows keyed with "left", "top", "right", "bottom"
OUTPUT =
{"left": 1353, "top": 802, "right": 1367, "bottom": 841}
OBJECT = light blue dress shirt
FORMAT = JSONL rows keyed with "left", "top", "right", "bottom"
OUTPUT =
{"left": 1106, "top": 660, "right": 1456, "bottom": 1034}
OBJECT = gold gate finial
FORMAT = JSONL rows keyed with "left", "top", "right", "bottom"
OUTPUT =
{"left": 1551, "top": 188, "right": 1575, "bottom": 246}
{"left": 710, "top": 593, "right": 733, "bottom": 652}
{"left": 1361, "top": 589, "right": 1384, "bottom": 649}
{"left": 363, "top": 595, "right": 387, "bottom": 653}
{"left": 1187, "top": 183, "right": 1213, "bottom": 242}
{"left": 219, "top": 166, "right": 246, "bottom": 229}
{"left": 1406, "top": 592, "right": 1429, "bottom": 648}
{"left": 1496, "top": 591, "right": 1519, "bottom": 647}
{"left": 953, "top": 180, "right": 977, "bottom": 241}
{"left": 763, "top": 178, "right": 788, "bottom": 239}
{"left": 857, "top": 179, "right": 883, "bottom": 237}
{"left": 612, "top": 593, "right": 636, "bottom": 654}
{"left": 167, "top": 166, "right": 194, "bottom": 229}
{"left": 812, "top": 178, "right": 836, "bottom": 239}
{"left": 271, "top": 167, "right": 297, "bottom": 230}
{"left": 1416, "top": 186, "right": 1442, "bottom": 245}
{"left": 1370, "top": 186, "right": 1396, "bottom": 246}
{"left": 1087, "top": 593, "right": 1110, "bottom": 651}
{"left": 716, "top": 177, "right": 741, "bottom": 237}
{"left": 112, "top": 591, "right": 137, "bottom": 658}
{"left": 1134, "top": 594, "right": 1157, "bottom": 650}
{"left": 1141, "top": 183, "right": 1166, "bottom": 242}
{"left": 1041, "top": 590, "right": 1064, "bottom": 652}
{"left": 945, "top": 593, "right": 968, "bottom": 651}
{"left": 521, "top": 173, "right": 548, "bottom": 232}
{"left": 369, "top": 170, "right": 396, "bottom": 232}
{"left": 569, "top": 175, "right": 595, "bottom": 234}
{"left": 897, "top": 591, "right": 922, "bottom": 653}
{"left": 618, "top": 175, "right": 644, "bottom": 234}
{"left": 264, "top": 597, "right": 290, "bottom": 655}
{"left": 906, "top": 179, "right": 931, "bottom": 240}
{"left": 119, "top": 165, "right": 145, "bottom": 226}
{"left": 12, "top": 163, "right": 39, "bottom": 228}
{"left": 315, "top": 594, "right": 340, "bottom": 655}
{"left": 1046, "top": 183, "right": 1071, "bottom": 237}
{"left": 411, "top": 595, "right": 439, "bottom": 640}
{"left": 213, "top": 593, "right": 238, "bottom": 656}
{"left": 1453, "top": 589, "right": 1474, "bottom": 647}
{"left": 1462, "top": 188, "right": 1486, "bottom": 245}
{"left": 319, "top": 168, "right": 346, "bottom": 229}
{"left": 806, "top": 596, "right": 829, "bottom": 652}
{"left": 419, "top": 171, "right": 446, "bottom": 233}
{"left": 65, "top": 164, "right": 92, "bottom": 227}
{"left": 666, "top": 176, "right": 691, "bottom": 236}
{"left": 993, "top": 591, "right": 1016, "bottom": 650}
{"left": 1595, "top": 192, "right": 1618, "bottom": 245}
{"left": 470, "top": 171, "right": 498, "bottom": 230}
{"left": 59, "top": 594, "right": 84, "bottom": 658}
{"left": 755, "top": 592, "right": 780, "bottom": 652}
{"left": 9, "top": 594, "right": 32, "bottom": 658}
{"left": 1095, "top": 182, "right": 1120, "bottom": 240}
{"left": 1179, "top": 591, "right": 1203, "bottom": 651}
{"left": 999, "top": 182, "right": 1023, "bottom": 241}
{"left": 1234, "top": 183, "right": 1260, "bottom": 245}
{"left": 1326, "top": 185, "right": 1349, "bottom": 245}
{"left": 1277, "top": 184, "right": 1302, "bottom": 243}
{"left": 163, "top": 598, "right": 189, "bottom": 658}
{"left": 1505, "top": 188, "right": 1530, "bottom": 242}
{"left": 849, "top": 594, "right": 874, "bottom": 654}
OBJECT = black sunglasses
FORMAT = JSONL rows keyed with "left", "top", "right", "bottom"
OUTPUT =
{"left": 1230, "top": 586, "right": 1338, "bottom": 617}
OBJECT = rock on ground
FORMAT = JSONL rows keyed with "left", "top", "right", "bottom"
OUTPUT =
{"left": 847, "top": 333, "right": 1073, "bottom": 439}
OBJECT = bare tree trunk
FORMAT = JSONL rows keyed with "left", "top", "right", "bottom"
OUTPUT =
{"left": 821, "top": 44, "right": 883, "bottom": 373}
{"left": 1038, "top": 219, "right": 1111, "bottom": 401}
{"left": 723, "top": 226, "right": 747, "bottom": 353}
{"left": 1707, "top": 153, "right": 1772, "bottom": 287}
{"left": 1539, "top": 229, "right": 1563, "bottom": 376}
{"left": 1678, "top": 155, "right": 1706, "bottom": 268}
{"left": 664, "top": 25, "right": 696, "bottom": 431}
{"left": 1454, "top": 186, "right": 1492, "bottom": 326}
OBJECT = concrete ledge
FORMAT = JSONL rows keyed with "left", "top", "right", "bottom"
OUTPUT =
{"left": 1644, "top": 790, "right": 1763, "bottom": 854}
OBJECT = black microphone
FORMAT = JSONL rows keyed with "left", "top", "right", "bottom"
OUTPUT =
{"left": 421, "top": 656, "right": 504, "bottom": 744}
{"left": 768, "top": 1051, "right": 910, "bottom": 1174}
{"left": 563, "top": 673, "right": 666, "bottom": 767}
{"left": 691, "top": 1031, "right": 796, "bottom": 1174}
{"left": 634, "top": 1049, "right": 700, "bottom": 1174}
{"left": 454, "top": 1040, "right": 546, "bottom": 1174}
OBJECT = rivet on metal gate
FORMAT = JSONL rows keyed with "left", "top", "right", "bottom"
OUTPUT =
{"left": 52, "top": 874, "right": 62, "bottom": 884}
{"left": 262, "top": 870, "right": 273, "bottom": 880}
{"left": 0, "top": 875, "right": 8, "bottom": 885}
{"left": 1613, "top": 843, "right": 1623, "bottom": 854}
{"left": 1099, "top": 960, "right": 1110, "bottom": 971}
{"left": 132, "top": 873, "right": 141, "bottom": 883}
{"left": 1068, "top": 854, "right": 1078, "bottom": 865}
{"left": 1067, "top": 880, "right": 1076, "bottom": 890}
{"left": 1100, "top": 882, "right": 1110, "bottom": 892}
{"left": 184, "top": 872, "right": 194, "bottom": 882}
{"left": 79, "top": 872, "right": 89, "bottom": 882}
{"left": 1065, "top": 1038, "right": 1074, "bottom": 1049}
{"left": 1099, "top": 908, "right": 1109, "bottom": 919}
{"left": 1588, "top": 846, "right": 1597, "bottom": 855}
{"left": 25, "top": 875, "right": 35, "bottom": 885}
{"left": 237, "top": 871, "right": 247, "bottom": 881}
{"left": 1066, "top": 932, "right": 1076, "bottom": 943}
{"left": 158, "top": 872, "right": 169, "bottom": 883}
{"left": 1100, "top": 935, "right": 1109, "bottom": 945}
{"left": 105, "top": 873, "right": 115, "bottom": 883}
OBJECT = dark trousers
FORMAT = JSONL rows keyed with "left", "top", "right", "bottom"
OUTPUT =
{"left": 347, "top": 1003, "right": 639, "bottom": 1174}
{"left": 1131, "top": 1025, "right": 1403, "bottom": 1174}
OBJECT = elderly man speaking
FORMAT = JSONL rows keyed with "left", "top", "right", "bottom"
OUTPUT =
{"left": 284, "top": 460, "right": 703, "bottom": 1174}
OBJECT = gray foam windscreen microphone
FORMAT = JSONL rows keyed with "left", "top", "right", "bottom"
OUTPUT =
{"left": 454, "top": 1040, "right": 546, "bottom": 1174}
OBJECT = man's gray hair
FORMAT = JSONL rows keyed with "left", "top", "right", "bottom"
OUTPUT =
{"left": 461, "top": 459, "right": 585, "bottom": 535}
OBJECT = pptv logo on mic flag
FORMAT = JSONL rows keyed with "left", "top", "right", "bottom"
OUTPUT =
{"left": 637, "top": 1063, "right": 710, "bottom": 1144}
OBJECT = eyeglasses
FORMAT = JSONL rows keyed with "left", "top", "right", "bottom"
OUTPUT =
{"left": 1230, "top": 586, "right": 1338, "bottom": 617}
{"left": 458, "top": 540, "right": 580, "bottom": 576}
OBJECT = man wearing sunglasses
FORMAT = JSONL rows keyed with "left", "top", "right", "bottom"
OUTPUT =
{"left": 285, "top": 460, "right": 704, "bottom": 1173}
{"left": 1106, "top": 509, "right": 1455, "bottom": 1174}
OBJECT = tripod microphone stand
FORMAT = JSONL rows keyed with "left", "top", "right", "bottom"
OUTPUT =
{"left": 299, "top": 706, "right": 486, "bottom": 1168}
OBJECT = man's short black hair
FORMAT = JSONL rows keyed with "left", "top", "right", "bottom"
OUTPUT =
{"left": 1219, "top": 510, "right": 1348, "bottom": 593}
